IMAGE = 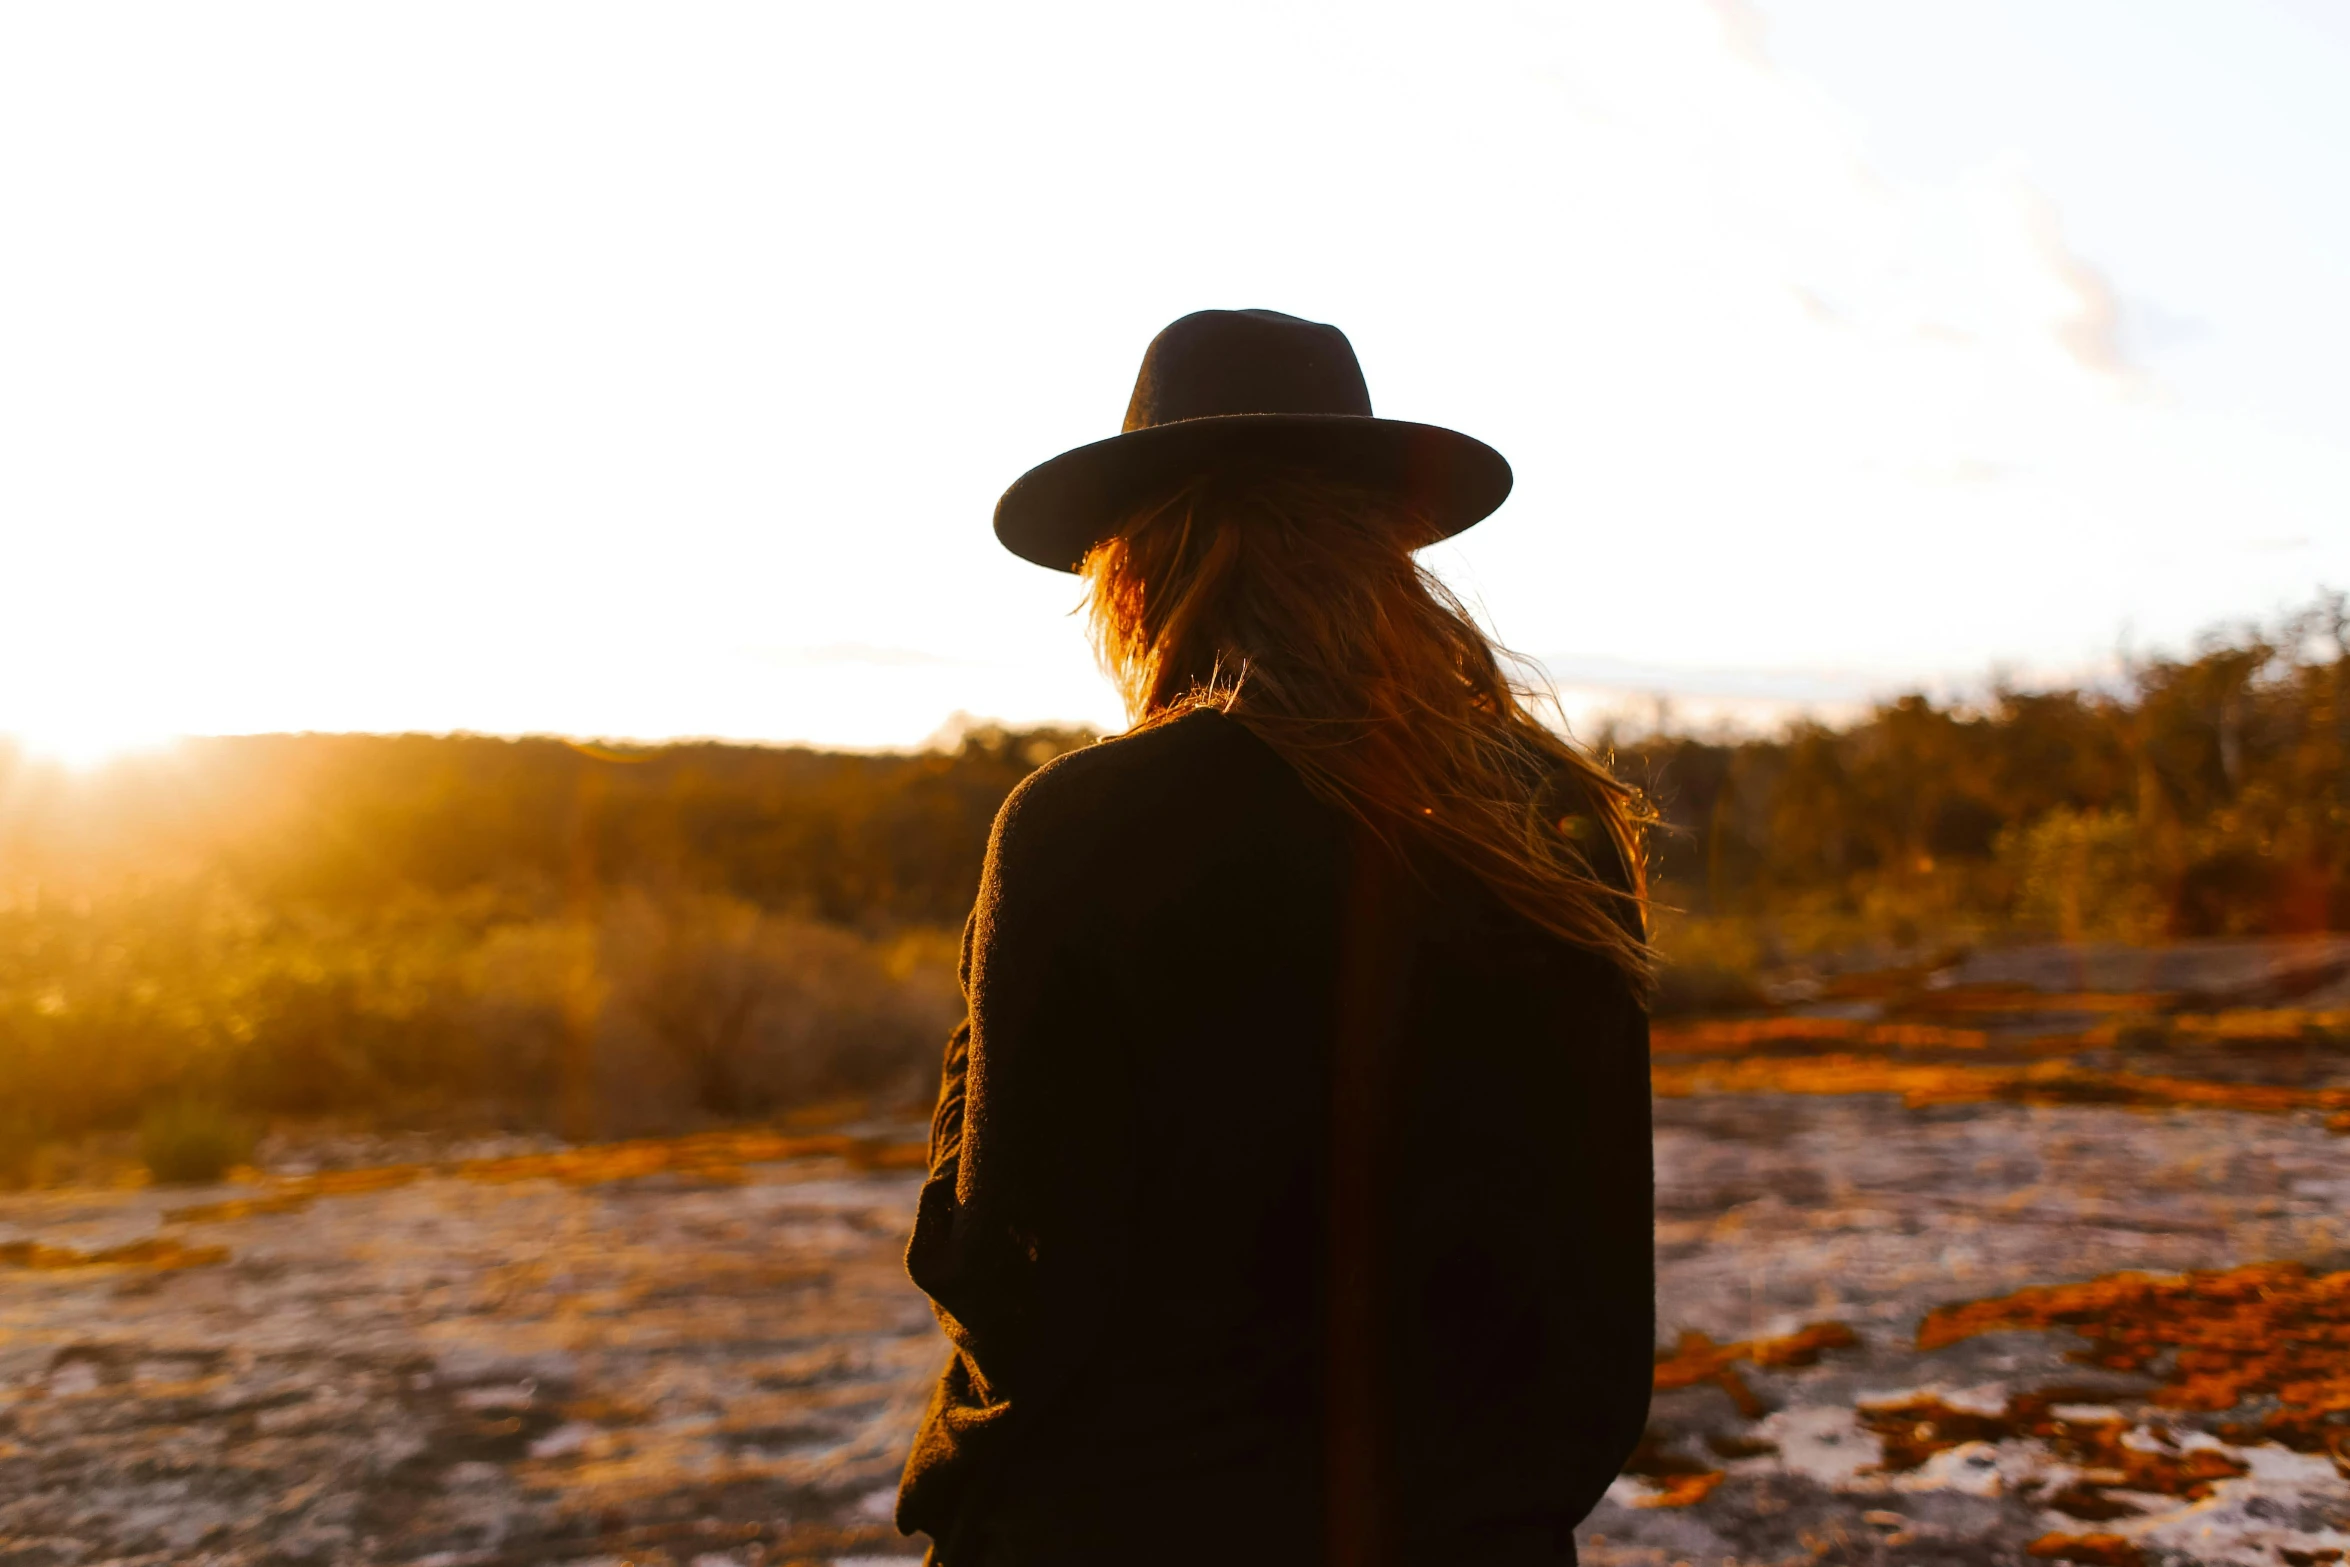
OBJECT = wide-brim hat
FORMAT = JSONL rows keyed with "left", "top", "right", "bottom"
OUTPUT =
{"left": 994, "top": 309, "right": 1513, "bottom": 572}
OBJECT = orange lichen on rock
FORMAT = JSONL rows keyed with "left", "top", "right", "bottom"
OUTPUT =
{"left": 1632, "top": 1471, "right": 1724, "bottom": 1509}
{"left": 1859, "top": 1387, "right": 2244, "bottom": 1514}
{"left": 165, "top": 1129, "right": 931, "bottom": 1227}
{"left": 1902, "top": 987, "right": 2173, "bottom": 1019}
{"left": 450, "top": 1129, "right": 927, "bottom": 1184}
{"left": 1616, "top": 1325, "right": 1858, "bottom": 1509}
{"left": 0, "top": 1236, "right": 229, "bottom": 1271}
{"left": 1650, "top": 1018, "right": 1990, "bottom": 1056}
{"left": 165, "top": 1165, "right": 425, "bottom": 1223}
{"left": 162, "top": 1192, "right": 320, "bottom": 1224}
{"left": 1652, "top": 1054, "right": 2012, "bottom": 1105}
{"left": 1918, "top": 1262, "right": 2350, "bottom": 1455}
{"left": 2081, "top": 1070, "right": 2350, "bottom": 1118}
{"left": 1653, "top": 1322, "right": 1860, "bottom": 1420}
{"left": 1619, "top": 1428, "right": 1729, "bottom": 1509}
{"left": 2160, "top": 1009, "right": 2350, "bottom": 1047}
{"left": 1651, "top": 1053, "right": 2350, "bottom": 1124}
{"left": 2026, "top": 1532, "right": 2145, "bottom": 1566}
{"left": 1654, "top": 1321, "right": 1861, "bottom": 1385}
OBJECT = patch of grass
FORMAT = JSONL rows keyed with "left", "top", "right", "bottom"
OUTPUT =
{"left": 137, "top": 1101, "right": 257, "bottom": 1185}
{"left": 1649, "top": 910, "right": 1768, "bottom": 1018}
{"left": 0, "top": 1112, "right": 42, "bottom": 1188}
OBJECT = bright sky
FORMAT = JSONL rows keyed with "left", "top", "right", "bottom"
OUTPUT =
{"left": 4, "top": 0, "right": 2346, "bottom": 759}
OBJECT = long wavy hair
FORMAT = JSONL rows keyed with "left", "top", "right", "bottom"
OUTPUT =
{"left": 1081, "top": 464, "right": 1654, "bottom": 989}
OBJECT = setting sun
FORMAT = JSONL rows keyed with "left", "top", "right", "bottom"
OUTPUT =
{"left": 3, "top": 1, "right": 2344, "bottom": 750}
{"left": 5, "top": 722, "right": 178, "bottom": 772}
{"left": 3, "top": 5, "right": 2349, "bottom": 1562}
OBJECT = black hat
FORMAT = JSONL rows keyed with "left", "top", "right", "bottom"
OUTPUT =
{"left": 993, "top": 309, "right": 1513, "bottom": 572}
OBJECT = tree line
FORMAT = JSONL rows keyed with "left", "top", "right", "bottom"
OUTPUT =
{"left": 1616, "top": 594, "right": 2349, "bottom": 953}
{"left": 0, "top": 724, "right": 1086, "bottom": 1166}
{"left": 1, "top": 595, "right": 2343, "bottom": 1165}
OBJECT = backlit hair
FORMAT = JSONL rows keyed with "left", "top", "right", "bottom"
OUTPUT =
{"left": 1081, "top": 465, "right": 1654, "bottom": 989}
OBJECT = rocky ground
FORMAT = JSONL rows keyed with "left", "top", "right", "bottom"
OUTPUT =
{"left": 0, "top": 1133, "right": 941, "bottom": 1566}
{"left": 3, "top": 940, "right": 2348, "bottom": 1566}
{"left": 1592, "top": 935, "right": 2350, "bottom": 1567}
{"left": 1591, "top": 1092, "right": 2350, "bottom": 1566}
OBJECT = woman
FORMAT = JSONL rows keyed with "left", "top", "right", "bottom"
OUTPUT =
{"left": 896, "top": 310, "right": 1655, "bottom": 1566}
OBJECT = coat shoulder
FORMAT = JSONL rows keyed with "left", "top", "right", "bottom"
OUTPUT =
{"left": 994, "top": 708, "right": 1290, "bottom": 846}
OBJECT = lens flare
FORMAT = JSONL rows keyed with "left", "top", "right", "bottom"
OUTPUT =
{"left": 7, "top": 723, "right": 178, "bottom": 772}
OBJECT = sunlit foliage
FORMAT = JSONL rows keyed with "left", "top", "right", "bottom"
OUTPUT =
{"left": 0, "top": 726, "right": 1085, "bottom": 1160}
{"left": 1624, "top": 595, "right": 2350, "bottom": 957}
{"left": 3, "top": 597, "right": 2346, "bottom": 1151}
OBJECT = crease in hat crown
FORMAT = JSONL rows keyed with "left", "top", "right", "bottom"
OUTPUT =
{"left": 993, "top": 307, "right": 1513, "bottom": 573}
{"left": 1121, "top": 310, "right": 1376, "bottom": 430}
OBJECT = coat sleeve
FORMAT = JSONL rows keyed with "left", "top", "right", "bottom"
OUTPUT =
{"left": 896, "top": 766, "right": 1139, "bottom": 1556}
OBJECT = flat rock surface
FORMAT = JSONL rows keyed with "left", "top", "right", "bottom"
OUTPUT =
{"left": 0, "top": 1149, "right": 940, "bottom": 1565}
{"left": 1593, "top": 1094, "right": 2350, "bottom": 1567}
{"left": 2, "top": 1095, "right": 2346, "bottom": 1565}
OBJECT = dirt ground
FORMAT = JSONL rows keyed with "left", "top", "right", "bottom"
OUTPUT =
{"left": 5, "top": 943, "right": 2350, "bottom": 1566}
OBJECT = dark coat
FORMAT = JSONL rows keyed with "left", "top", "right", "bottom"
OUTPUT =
{"left": 896, "top": 708, "right": 1654, "bottom": 1566}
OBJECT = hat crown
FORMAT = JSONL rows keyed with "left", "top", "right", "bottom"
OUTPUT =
{"left": 1122, "top": 309, "right": 1375, "bottom": 432}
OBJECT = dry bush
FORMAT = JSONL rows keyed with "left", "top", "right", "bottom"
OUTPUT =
{"left": 1647, "top": 906, "right": 1767, "bottom": 1018}
{"left": 138, "top": 1100, "right": 256, "bottom": 1184}
{"left": 0, "top": 1110, "right": 47, "bottom": 1188}
{"left": 593, "top": 892, "right": 959, "bottom": 1126}
{"left": 1997, "top": 808, "right": 2165, "bottom": 943}
{"left": 0, "top": 877, "right": 961, "bottom": 1144}
{"left": 1616, "top": 593, "right": 2350, "bottom": 943}
{"left": 0, "top": 722, "right": 1069, "bottom": 1144}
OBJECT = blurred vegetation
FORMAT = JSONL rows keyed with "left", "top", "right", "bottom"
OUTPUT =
{"left": 0, "top": 724, "right": 1084, "bottom": 1167}
{"left": 1, "top": 596, "right": 2345, "bottom": 1162}
{"left": 138, "top": 1100, "right": 257, "bottom": 1184}
{"left": 1619, "top": 594, "right": 2350, "bottom": 1002}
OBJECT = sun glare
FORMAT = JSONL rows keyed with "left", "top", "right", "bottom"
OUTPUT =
{"left": 8, "top": 724, "right": 180, "bottom": 772}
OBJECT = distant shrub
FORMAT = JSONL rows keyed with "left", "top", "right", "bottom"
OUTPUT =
{"left": 0, "top": 1111, "right": 47, "bottom": 1188}
{"left": 596, "top": 892, "right": 961, "bottom": 1125}
{"left": 1997, "top": 808, "right": 2163, "bottom": 943}
{"left": 1612, "top": 594, "right": 2350, "bottom": 945}
{"left": 2167, "top": 801, "right": 2337, "bottom": 937}
{"left": 1650, "top": 911, "right": 1767, "bottom": 1018}
{"left": 138, "top": 1101, "right": 256, "bottom": 1185}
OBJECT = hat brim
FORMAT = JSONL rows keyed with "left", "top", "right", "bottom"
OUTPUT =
{"left": 992, "top": 413, "right": 1513, "bottom": 573}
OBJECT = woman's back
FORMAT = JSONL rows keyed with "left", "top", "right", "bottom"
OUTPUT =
{"left": 899, "top": 709, "right": 1653, "bottom": 1565}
